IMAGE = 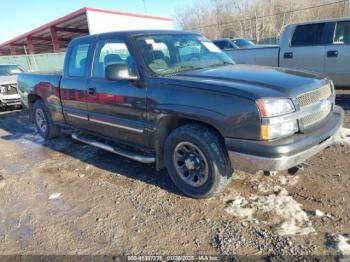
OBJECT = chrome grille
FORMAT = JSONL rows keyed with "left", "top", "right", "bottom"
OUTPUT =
{"left": 297, "top": 84, "right": 333, "bottom": 128}
{"left": 297, "top": 84, "right": 332, "bottom": 107}
{"left": 1, "top": 84, "right": 18, "bottom": 95}
{"left": 301, "top": 105, "right": 332, "bottom": 127}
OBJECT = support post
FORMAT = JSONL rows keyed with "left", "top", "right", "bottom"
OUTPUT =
{"left": 50, "top": 26, "right": 60, "bottom": 53}
{"left": 9, "top": 45, "right": 17, "bottom": 55}
{"left": 26, "top": 36, "right": 35, "bottom": 54}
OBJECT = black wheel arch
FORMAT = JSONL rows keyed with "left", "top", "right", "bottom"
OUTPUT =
{"left": 155, "top": 115, "right": 225, "bottom": 171}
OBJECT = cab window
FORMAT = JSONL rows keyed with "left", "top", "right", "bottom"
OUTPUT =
{"left": 334, "top": 21, "right": 350, "bottom": 44}
{"left": 68, "top": 43, "right": 90, "bottom": 77}
{"left": 291, "top": 23, "right": 326, "bottom": 46}
{"left": 93, "top": 39, "right": 132, "bottom": 79}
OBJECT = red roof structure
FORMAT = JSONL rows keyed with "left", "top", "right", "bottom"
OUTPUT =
{"left": 0, "top": 7, "right": 173, "bottom": 56}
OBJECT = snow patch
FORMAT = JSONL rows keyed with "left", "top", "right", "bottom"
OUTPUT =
{"left": 328, "top": 234, "right": 350, "bottom": 256}
{"left": 334, "top": 127, "right": 350, "bottom": 145}
{"left": 49, "top": 193, "right": 62, "bottom": 200}
{"left": 224, "top": 188, "right": 315, "bottom": 236}
{"left": 336, "top": 235, "right": 350, "bottom": 256}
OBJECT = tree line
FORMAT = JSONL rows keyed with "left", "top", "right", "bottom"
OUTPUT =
{"left": 175, "top": 0, "right": 350, "bottom": 43}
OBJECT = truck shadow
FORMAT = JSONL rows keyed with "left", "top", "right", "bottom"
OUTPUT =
{"left": 0, "top": 110, "right": 183, "bottom": 197}
{"left": 336, "top": 93, "right": 350, "bottom": 110}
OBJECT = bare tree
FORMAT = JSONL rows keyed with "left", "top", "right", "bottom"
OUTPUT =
{"left": 175, "top": 0, "right": 349, "bottom": 43}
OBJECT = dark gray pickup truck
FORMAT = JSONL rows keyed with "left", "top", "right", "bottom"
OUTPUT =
{"left": 18, "top": 30, "right": 344, "bottom": 198}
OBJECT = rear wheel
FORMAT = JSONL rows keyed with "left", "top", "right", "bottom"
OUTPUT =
{"left": 164, "top": 124, "right": 233, "bottom": 198}
{"left": 33, "top": 100, "right": 60, "bottom": 139}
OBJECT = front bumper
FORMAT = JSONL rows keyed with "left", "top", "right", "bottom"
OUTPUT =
{"left": 225, "top": 106, "right": 344, "bottom": 173}
{"left": 0, "top": 98, "right": 22, "bottom": 106}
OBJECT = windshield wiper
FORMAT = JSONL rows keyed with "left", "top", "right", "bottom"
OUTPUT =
{"left": 162, "top": 65, "right": 203, "bottom": 75}
{"left": 207, "top": 62, "right": 232, "bottom": 68}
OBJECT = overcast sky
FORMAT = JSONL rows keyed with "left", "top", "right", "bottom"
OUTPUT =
{"left": 0, "top": 0, "right": 197, "bottom": 44}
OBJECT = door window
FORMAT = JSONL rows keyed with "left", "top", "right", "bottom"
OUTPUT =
{"left": 291, "top": 23, "right": 326, "bottom": 46}
{"left": 67, "top": 43, "right": 90, "bottom": 77}
{"left": 93, "top": 39, "right": 132, "bottom": 79}
{"left": 334, "top": 21, "right": 350, "bottom": 44}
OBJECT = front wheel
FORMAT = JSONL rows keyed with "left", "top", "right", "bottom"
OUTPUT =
{"left": 164, "top": 124, "right": 233, "bottom": 198}
{"left": 33, "top": 100, "right": 60, "bottom": 139}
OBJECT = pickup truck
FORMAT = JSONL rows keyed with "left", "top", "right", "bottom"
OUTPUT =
{"left": 18, "top": 30, "right": 344, "bottom": 198}
{"left": 0, "top": 64, "right": 23, "bottom": 108}
{"left": 224, "top": 18, "right": 350, "bottom": 87}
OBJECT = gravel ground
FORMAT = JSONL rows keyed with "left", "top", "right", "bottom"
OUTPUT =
{"left": 0, "top": 91, "right": 349, "bottom": 258}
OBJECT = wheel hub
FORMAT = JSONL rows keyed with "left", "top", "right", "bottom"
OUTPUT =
{"left": 173, "top": 142, "right": 209, "bottom": 187}
{"left": 185, "top": 154, "right": 200, "bottom": 170}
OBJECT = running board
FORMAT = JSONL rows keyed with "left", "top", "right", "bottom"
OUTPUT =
{"left": 72, "top": 133, "right": 155, "bottom": 164}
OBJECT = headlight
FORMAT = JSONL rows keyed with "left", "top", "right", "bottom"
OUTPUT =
{"left": 256, "top": 98, "right": 297, "bottom": 140}
{"left": 256, "top": 98, "right": 295, "bottom": 117}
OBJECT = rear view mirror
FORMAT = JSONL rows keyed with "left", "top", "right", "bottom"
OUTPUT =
{"left": 105, "top": 64, "right": 139, "bottom": 81}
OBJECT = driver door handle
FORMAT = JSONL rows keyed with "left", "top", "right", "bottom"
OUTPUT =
{"left": 88, "top": 87, "right": 96, "bottom": 96}
{"left": 284, "top": 52, "right": 293, "bottom": 59}
{"left": 327, "top": 50, "right": 338, "bottom": 57}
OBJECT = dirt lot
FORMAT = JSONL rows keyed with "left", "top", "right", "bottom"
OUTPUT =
{"left": 0, "top": 91, "right": 349, "bottom": 258}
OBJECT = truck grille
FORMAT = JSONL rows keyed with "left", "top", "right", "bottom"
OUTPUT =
{"left": 1, "top": 84, "right": 18, "bottom": 95}
{"left": 297, "top": 84, "right": 333, "bottom": 128}
{"left": 301, "top": 105, "right": 332, "bottom": 128}
{"left": 297, "top": 84, "right": 332, "bottom": 107}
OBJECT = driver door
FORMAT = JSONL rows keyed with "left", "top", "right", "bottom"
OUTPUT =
{"left": 86, "top": 36, "right": 148, "bottom": 147}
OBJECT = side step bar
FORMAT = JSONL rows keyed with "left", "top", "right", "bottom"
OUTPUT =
{"left": 72, "top": 133, "right": 155, "bottom": 164}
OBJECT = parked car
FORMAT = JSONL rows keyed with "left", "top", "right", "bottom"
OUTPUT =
{"left": 213, "top": 37, "right": 255, "bottom": 50}
{"left": 0, "top": 64, "right": 23, "bottom": 108}
{"left": 224, "top": 18, "right": 350, "bottom": 87}
{"left": 18, "top": 30, "right": 344, "bottom": 198}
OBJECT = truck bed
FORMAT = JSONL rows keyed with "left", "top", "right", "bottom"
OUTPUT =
{"left": 225, "top": 46, "right": 280, "bottom": 67}
{"left": 18, "top": 72, "right": 62, "bottom": 107}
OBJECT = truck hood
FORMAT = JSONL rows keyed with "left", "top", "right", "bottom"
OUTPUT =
{"left": 0, "top": 75, "right": 17, "bottom": 85}
{"left": 168, "top": 64, "right": 328, "bottom": 99}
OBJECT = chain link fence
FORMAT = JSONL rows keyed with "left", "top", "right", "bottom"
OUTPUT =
{"left": 0, "top": 52, "right": 65, "bottom": 72}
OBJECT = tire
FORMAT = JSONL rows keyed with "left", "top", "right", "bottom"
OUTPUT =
{"left": 164, "top": 124, "right": 233, "bottom": 198}
{"left": 33, "top": 100, "right": 60, "bottom": 139}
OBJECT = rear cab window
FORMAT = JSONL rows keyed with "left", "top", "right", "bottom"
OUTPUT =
{"left": 291, "top": 23, "right": 326, "bottom": 46}
{"left": 67, "top": 42, "right": 91, "bottom": 77}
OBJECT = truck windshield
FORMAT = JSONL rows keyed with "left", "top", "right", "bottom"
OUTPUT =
{"left": 135, "top": 34, "right": 234, "bottom": 76}
{"left": 0, "top": 65, "right": 24, "bottom": 76}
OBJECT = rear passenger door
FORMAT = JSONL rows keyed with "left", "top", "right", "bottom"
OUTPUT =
{"left": 86, "top": 37, "right": 148, "bottom": 147}
{"left": 280, "top": 23, "right": 328, "bottom": 74}
{"left": 60, "top": 38, "right": 94, "bottom": 129}
{"left": 325, "top": 21, "right": 350, "bottom": 87}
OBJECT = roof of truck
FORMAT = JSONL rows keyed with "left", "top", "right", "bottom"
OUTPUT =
{"left": 70, "top": 30, "right": 200, "bottom": 42}
{"left": 96, "top": 29, "right": 199, "bottom": 37}
{"left": 289, "top": 17, "right": 350, "bottom": 26}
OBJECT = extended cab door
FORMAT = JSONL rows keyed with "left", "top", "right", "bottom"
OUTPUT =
{"left": 86, "top": 36, "right": 148, "bottom": 147}
{"left": 325, "top": 21, "right": 350, "bottom": 87}
{"left": 60, "top": 37, "right": 95, "bottom": 129}
{"left": 280, "top": 23, "right": 330, "bottom": 74}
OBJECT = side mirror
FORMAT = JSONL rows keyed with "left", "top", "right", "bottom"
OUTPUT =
{"left": 105, "top": 64, "right": 139, "bottom": 81}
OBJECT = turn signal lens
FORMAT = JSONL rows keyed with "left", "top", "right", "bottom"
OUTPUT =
{"left": 261, "top": 121, "right": 298, "bottom": 140}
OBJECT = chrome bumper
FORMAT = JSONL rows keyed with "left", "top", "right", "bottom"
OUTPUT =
{"left": 228, "top": 135, "right": 335, "bottom": 173}
{"left": 227, "top": 106, "right": 344, "bottom": 174}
